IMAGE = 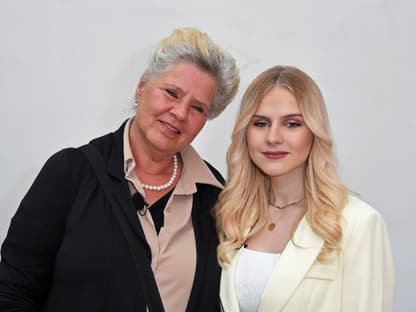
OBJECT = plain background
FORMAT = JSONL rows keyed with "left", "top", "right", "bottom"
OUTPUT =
{"left": 1, "top": 0, "right": 414, "bottom": 310}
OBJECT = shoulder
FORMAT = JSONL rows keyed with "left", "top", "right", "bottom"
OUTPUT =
{"left": 39, "top": 120, "right": 126, "bottom": 185}
{"left": 41, "top": 147, "right": 87, "bottom": 176}
{"left": 88, "top": 122, "right": 126, "bottom": 157}
{"left": 203, "top": 160, "right": 225, "bottom": 185}
{"left": 342, "top": 195, "right": 383, "bottom": 222}
{"left": 16, "top": 148, "right": 94, "bottom": 222}
{"left": 45, "top": 121, "right": 126, "bottom": 171}
{"left": 29, "top": 148, "right": 93, "bottom": 197}
{"left": 341, "top": 195, "right": 389, "bottom": 242}
{"left": 180, "top": 145, "right": 225, "bottom": 190}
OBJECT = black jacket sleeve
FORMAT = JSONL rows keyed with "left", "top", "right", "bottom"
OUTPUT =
{"left": 0, "top": 148, "right": 82, "bottom": 311}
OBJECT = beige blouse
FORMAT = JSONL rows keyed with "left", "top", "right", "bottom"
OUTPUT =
{"left": 123, "top": 118, "right": 222, "bottom": 311}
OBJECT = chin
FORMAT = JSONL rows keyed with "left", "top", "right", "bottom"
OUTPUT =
{"left": 259, "top": 168, "right": 286, "bottom": 177}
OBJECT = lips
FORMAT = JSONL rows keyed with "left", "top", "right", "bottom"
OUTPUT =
{"left": 160, "top": 120, "right": 180, "bottom": 134}
{"left": 263, "top": 151, "right": 289, "bottom": 159}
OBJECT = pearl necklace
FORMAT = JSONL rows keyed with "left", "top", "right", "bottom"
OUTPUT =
{"left": 141, "top": 154, "right": 178, "bottom": 191}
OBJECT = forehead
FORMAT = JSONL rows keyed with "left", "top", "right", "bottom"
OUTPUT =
{"left": 255, "top": 86, "right": 300, "bottom": 115}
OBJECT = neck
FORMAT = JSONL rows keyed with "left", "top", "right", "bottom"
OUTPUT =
{"left": 269, "top": 166, "right": 305, "bottom": 204}
{"left": 129, "top": 120, "right": 175, "bottom": 175}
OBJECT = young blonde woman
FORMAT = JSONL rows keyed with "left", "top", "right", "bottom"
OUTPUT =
{"left": 215, "top": 66, "right": 394, "bottom": 311}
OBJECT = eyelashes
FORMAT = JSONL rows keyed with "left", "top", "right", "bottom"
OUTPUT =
{"left": 165, "top": 88, "right": 178, "bottom": 99}
{"left": 285, "top": 121, "right": 302, "bottom": 128}
{"left": 253, "top": 120, "right": 269, "bottom": 127}
{"left": 251, "top": 119, "right": 303, "bottom": 128}
{"left": 165, "top": 88, "right": 206, "bottom": 114}
{"left": 190, "top": 104, "right": 205, "bottom": 113}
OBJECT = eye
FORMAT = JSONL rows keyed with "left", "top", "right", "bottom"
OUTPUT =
{"left": 191, "top": 103, "right": 205, "bottom": 114}
{"left": 285, "top": 121, "right": 302, "bottom": 128}
{"left": 253, "top": 120, "right": 270, "bottom": 128}
{"left": 166, "top": 89, "right": 178, "bottom": 99}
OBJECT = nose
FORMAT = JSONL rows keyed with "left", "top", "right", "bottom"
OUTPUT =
{"left": 170, "top": 101, "right": 189, "bottom": 121}
{"left": 266, "top": 125, "right": 283, "bottom": 145}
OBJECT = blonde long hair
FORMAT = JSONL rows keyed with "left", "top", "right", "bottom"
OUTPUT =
{"left": 214, "top": 66, "right": 349, "bottom": 266}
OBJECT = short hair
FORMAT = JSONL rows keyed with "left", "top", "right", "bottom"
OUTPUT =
{"left": 142, "top": 27, "right": 240, "bottom": 119}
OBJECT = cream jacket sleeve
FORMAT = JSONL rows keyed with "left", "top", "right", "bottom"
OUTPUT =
{"left": 341, "top": 197, "right": 395, "bottom": 311}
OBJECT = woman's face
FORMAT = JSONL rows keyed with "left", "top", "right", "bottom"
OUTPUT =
{"left": 246, "top": 85, "right": 314, "bottom": 179}
{"left": 133, "top": 62, "right": 217, "bottom": 156}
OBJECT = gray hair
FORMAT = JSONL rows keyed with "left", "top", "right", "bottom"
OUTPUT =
{"left": 142, "top": 27, "right": 240, "bottom": 119}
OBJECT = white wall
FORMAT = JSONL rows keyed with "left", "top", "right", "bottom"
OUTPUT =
{"left": 1, "top": 0, "right": 414, "bottom": 310}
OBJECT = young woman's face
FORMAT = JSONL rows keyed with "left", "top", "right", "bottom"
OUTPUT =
{"left": 246, "top": 86, "right": 314, "bottom": 179}
{"left": 132, "top": 62, "right": 217, "bottom": 156}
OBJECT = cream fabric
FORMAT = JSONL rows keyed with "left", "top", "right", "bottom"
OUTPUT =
{"left": 220, "top": 196, "right": 395, "bottom": 312}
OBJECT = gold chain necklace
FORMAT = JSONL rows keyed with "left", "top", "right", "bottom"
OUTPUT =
{"left": 268, "top": 197, "right": 305, "bottom": 231}
{"left": 269, "top": 197, "right": 305, "bottom": 210}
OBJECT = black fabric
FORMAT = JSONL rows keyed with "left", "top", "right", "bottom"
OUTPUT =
{"left": 0, "top": 121, "right": 223, "bottom": 312}
{"left": 80, "top": 144, "right": 164, "bottom": 311}
{"left": 132, "top": 192, "right": 148, "bottom": 214}
{"left": 204, "top": 160, "right": 225, "bottom": 185}
{"left": 149, "top": 190, "right": 172, "bottom": 235}
{"left": 132, "top": 190, "right": 173, "bottom": 235}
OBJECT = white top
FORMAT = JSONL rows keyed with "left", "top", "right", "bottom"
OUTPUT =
{"left": 235, "top": 248, "right": 281, "bottom": 312}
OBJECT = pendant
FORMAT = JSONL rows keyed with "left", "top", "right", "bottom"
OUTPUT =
{"left": 268, "top": 222, "right": 276, "bottom": 231}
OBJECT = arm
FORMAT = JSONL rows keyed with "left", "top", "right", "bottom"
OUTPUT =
{"left": 0, "top": 149, "right": 81, "bottom": 311}
{"left": 341, "top": 201, "right": 395, "bottom": 312}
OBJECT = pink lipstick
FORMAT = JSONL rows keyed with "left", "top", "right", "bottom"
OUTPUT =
{"left": 263, "top": 151, "right": 288, "bottom": 159}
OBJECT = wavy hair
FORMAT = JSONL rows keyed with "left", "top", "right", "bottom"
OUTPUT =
{"left": 140, "top": 27, "right": 240, "bottom": 119}
{"left": 215, "top": 66, "right": 349, "bottom": 266}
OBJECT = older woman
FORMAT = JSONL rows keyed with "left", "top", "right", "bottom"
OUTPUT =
{"left": 215, "top": 66, "right": 394, "bottom": 311}
{"left": 0, "top": 28, "right": 239, "bottom": 312}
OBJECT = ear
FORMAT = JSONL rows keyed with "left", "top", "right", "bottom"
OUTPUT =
{"left": 135, "top": 76, "right": 147, "bottom": 101}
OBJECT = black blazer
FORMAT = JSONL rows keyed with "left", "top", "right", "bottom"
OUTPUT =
{"left": 0, "top": 122, "right": 223, "bottom": 311}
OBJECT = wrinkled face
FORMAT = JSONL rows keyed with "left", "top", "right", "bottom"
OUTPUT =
{"left": 132, "top": 62, "right": 217, "bottom": 156}
{"left": 246, "top": 86, "right": 314, "bottom": 179}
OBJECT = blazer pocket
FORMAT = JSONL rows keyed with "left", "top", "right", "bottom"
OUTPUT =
{"left": 304, "top": 263, "right": 337, "bottom": 281}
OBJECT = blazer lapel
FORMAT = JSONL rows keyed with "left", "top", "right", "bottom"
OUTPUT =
{"left": 186, "top": 186, "right": 220, "bottom": 311}
{"left": 113, "top": 181, "right": 149, "bottom": 245}
{"left": 259, "top": 217, "right": 324, "bottom": 311}
{"left": 97, "top": 122, "right": 149, "bottom": 245}
{"left": 220, "top": 249, "right": 242, "bottom": 312}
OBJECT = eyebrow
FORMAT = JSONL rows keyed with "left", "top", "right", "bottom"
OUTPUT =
{"left": 252, "top": 113, "right": 303, "bottom": 119}
{"left": 163, "top": 83, "right": 211, "bottom": 110}
{"left": 162, "top": 83, "right": 184, "bottom": 95}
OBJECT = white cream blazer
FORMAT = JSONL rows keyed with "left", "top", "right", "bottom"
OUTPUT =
{"left": 220, "top": 196, "right": 395, "bottom": 312}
